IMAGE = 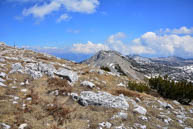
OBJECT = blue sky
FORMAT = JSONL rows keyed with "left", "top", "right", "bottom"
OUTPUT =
{"left": 1, "top": 0, "right": 193, "bottom": 61}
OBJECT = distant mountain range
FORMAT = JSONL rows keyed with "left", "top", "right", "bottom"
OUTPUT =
{"left": 82, "top": 50, "right": 193, "bottom": 82}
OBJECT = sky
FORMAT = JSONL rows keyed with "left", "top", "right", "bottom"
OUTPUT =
{"left": 0, "top": 0, "right": 193, "bottom": 61}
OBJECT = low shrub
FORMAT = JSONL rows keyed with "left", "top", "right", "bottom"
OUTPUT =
{"left": 127, "top": 81, "right": 150, "bottom": 93}
{"left": 100, "top": 66, "right": 111, "bottom": 72}
{"left": 149, "top": 76, "right": 193, "bottom": 104}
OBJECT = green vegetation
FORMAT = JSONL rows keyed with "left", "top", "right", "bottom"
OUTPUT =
{"left": 149, "top": 76, "right": 193, "bottom": 104}
{"left": 100, "top": 66, "right": 111, "bottom": 72}
{"left": 127, "top": 81, "right": 150, "bottom": 93}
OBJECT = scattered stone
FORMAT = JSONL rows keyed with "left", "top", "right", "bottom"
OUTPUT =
{"left": 81, "top": 81, "right": 95, "bottom": 88}
{"left": 26, "top": 97, "right": 32, "bottom": 101}
{"left": 158, "top": 100, "right": 174, "bottom": 109}
{"left": 0, "top": 82, "right": 6, "bottom": 87}
{"left": 133, "top": 105, "right": 147, "bottom": 115}
{"left": 138, "top": 115, "right": 148, "bottom": 121}
{"left": 158, "top": 115, "right": 172, "bottom": 124}
{"left": 114, "top": 124, "right": 127, "bottom": 129}
{"left": 117, "top": 83, "right": 125, "bottom": 87}
{"left": 18, "top": 123, "right": 28, "bottom": 129}
{"left": 71, "top": 93, "right": 79, "bottom": 101}
{"left": 173, "top": 100, "right": 180, "bottom": 105}
{"left": 98, "top": 122, "right": 112, "bottom": 129}
{"left": 0, "top": 72, "right": 6, "bottom": 78}
{"left": 134, "top": 123, "right": 146, "bottom": 129}
{"left": 0, "top": 123, "right": 11, "bottom": 129}
{"left": 55, "top": 68, "right": 78, "bottom": 83}
{"left": 135, "top": 97, "right": 141, "bottom": 102}
{"left": 21, "top": 89, "right": 27, "bottom": 92}
{"left": 76, "top": 91, "right": 129, "bottom": 110}
{"left": 112, "top": 111, "right": 128, "bottom": 120}
{"left": 12, "top": 101, "right": 18, "bottom": 104}
{"left": 20, "top": 82, "right": 25, "bottom": 86}
{"left": 185, "top": 127, "right": 193, "bottom": 129}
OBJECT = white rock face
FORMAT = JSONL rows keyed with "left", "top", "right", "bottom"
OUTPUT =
{"left": 133, "top": 106, "right": 147, "bottom": 115}
{"left": 81, "top": 81, "right": 95, "bottom": 88}
{"left": 77, "top": 91, "right": 129, "bottom": 110}
{"left": 98, "top": 122, "right": 112, "bottom": 129}
{"left": 55, "top": 68, "right": 78, "bottom": 83}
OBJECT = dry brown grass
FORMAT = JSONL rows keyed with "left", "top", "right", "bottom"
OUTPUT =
{"left": 47, "top": 77, "right": 72, "bottom": 94}
{"left": 109, "top": 87, "right": 142, "bottom": 98}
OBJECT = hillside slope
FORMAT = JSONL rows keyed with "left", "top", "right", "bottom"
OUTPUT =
{"left": 0, "top": 43, "right": 193, "bottom": 129}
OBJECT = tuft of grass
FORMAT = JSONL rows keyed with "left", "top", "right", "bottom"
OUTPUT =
{"left": 110, "top": 88, "right": 142, "bottom": 98}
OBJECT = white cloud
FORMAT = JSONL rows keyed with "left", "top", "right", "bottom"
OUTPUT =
{"left": 23, "top": 1, "right": 61, "bottom": 18}
{"left": 106, "top": 32, "right": 130, "bottom": 54}
{"left": 60, "top": 0, "right": 99, "bottom": 14}
{"left": 22, "top": 0, "right": 99, "bottom": 19}
{"left": 57, "top": 13, "right": 71, "bottom": 22}
{"left": 130, "top": 45, "right": 155, "bottom": 54}
{"left": 70, "top": 41, "right": 109, "bottom": 54}
{"left": 132, "top": 31, "right": 193, "bottom": 56}
{"left": 160, "top": 26, "right": 193, "bottom": 35}
{"left": 21, "top": 26, "right": 193, "bottom": 58}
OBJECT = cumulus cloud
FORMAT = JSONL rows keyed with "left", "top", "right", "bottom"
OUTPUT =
{"left": 21, "top": 26, "right": 193, "bottom": 58}
{"left": 131, "top": 31, "right": 193, "bottom": 56}
{"left": 106, "top": 32, "right": 130, "bottom": 54}
{"left": 57, "top": 13, "right": 71, "bottom": 22}
{"left": 23, "top": 1, "right": 61, "bottom": 18}
{"left": 160, "top": 26, "right": 193, "bottom": 35}
{"left": 70, "top": 41, "right": 109, "bottom": 54}
{"left": 22, "top": 0, "right": 99, "bottom": 19}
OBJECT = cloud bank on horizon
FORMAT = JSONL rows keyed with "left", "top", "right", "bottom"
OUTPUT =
{"left": 26, "top": 26, "right": 193, "bottom": 58}
{"left": 1, "top": 0, "right": 193, "bottom": 58}
{"left": 66, "top": 26, "right": 193, "bottom": 57}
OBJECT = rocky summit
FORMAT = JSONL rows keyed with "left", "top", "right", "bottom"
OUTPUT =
{"left": 0, "top": 43, "right": 193, "bottom": 129}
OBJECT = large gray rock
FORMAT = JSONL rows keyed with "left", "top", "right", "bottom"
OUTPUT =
{"left": 9, "top": 63, "right": 24, "bottom": 74}
{"left": 74, "top": 91, "right": 129, "bottom": 110}
{"left": 55, "top": 68, "right": 78, "bottom": 83}
{"left": 133, "top": 106, "right": 147, "bottom": 115}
